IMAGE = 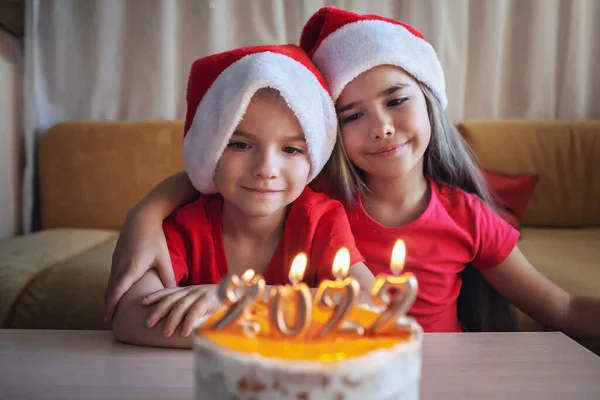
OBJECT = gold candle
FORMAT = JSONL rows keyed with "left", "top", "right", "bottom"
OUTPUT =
{"left": 211, "top": 269, "right": 266, "bottom": 337}
{"left": 368, "top": 240, "right": 418, "bottom": 335}
{"left": 314, "top": 247, "right": 361, "bottom": 338}
{"left": 268, "top": 253, "right": 313, "bottom": 338}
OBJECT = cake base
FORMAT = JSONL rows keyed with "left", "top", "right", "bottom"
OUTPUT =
{"left": 194, "top": 306, "right": 422, "bottom": 400}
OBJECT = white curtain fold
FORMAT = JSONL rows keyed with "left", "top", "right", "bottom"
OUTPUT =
{"left": 22, "top": 0, "right": 600, "bottom": 232}
{"left": 0, "top": 30, "right": 23, "bottom": 241}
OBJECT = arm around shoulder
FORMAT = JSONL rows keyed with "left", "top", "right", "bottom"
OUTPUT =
{"left": 133, "top": 171, "right": 199, "bottom": 221}
{"left": 104, "top": 172, "right": 199, "bottom": 322}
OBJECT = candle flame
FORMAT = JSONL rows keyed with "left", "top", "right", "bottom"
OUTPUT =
{"left": 242, "top": 269, "right": 255, "bottom": 281}
{"left": 390, "top": 239, "right": 406, "bottom": 276}
{"left": 332, "top": 247, "right": 351, "bottom": 280}
{"left": 289, "top": 253, "right": 308, "bottom": 284}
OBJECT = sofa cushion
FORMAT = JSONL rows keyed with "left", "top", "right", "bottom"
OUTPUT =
{"left": 9, "top": 236, "right": 118, "bottom": 330}
{"left": 40, "top": 121, "right": 185, "bottom": 231}
{"left": 518, "top": 228, "right": 600, "bottom": 296}
{"left": 457, "top": 120, "right": 600, "bottom": 227}
{"left": 0, "top": 229, "right": 118, "bottom": 327}
{"left": 515, "top": 227, "right": 600, "bottom": 354}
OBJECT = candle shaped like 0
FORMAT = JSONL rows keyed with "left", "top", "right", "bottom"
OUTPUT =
{"left": 268, "top": 253, "right": 313, "bottom": 338}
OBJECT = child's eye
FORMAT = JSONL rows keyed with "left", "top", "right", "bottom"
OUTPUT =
{"left": 227, "top": 141, "right": 250, "bottom": 150}
{"left": 282, "top": 146, "right": 304, "bottom": 155}
{"left": 340, "top": 113, "right": 362, "bottom": 125}
{"left": 388, "top": 97, "right": 408, "bottom": 107}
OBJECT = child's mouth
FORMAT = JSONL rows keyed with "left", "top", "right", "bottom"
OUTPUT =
{"left": 369, "top": 142, "right": 408, "bottom": 157}
{"left": 242, "top": 187, "right": 282, "bottom": 195}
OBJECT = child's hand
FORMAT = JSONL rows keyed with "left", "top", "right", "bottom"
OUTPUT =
{"left": 142, "top": 286, "right": 222, "bottom": 337}
{"left": 104, "top": 210, "right": 176, "bottom": 323}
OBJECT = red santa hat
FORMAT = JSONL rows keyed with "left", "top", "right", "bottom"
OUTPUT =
{"left": 300, "top": 6, "right": 447, "bottom": 108}
{"left": 183, "top": 45, "right": 337, "bottom": 194}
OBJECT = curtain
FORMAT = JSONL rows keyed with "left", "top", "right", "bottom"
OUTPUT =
{"left": 0, "top": 30, "right": 23, "bottom": 241}
{"left": 22, "top": 0, "right": 600, "bottom": 232}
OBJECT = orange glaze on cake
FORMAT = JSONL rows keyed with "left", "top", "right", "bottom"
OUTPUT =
{"left": 199, "top": 303, "right": 412, "bottom": 361}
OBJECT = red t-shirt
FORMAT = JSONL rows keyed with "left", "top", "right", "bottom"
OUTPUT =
{"left": 163, "top": 187, "right": 364, "bottom": 288}
{"left": 346, "top": 180, "right": 520, "bottom": 332}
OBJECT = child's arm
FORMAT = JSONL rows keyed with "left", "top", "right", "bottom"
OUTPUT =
{"left": 350, "top": 262, "right": 376, "bottom": 305}
{"left": 113, "top": 269, "right": 220, "bottom": 348}
{"left": 481, "top": 247, "right": 600, "bottom": 339}
{"left": 105, "top": 172, "right": 199, "bottom": 322}
{"left": 349, "top": 262, "right": 376, "bottom": 290}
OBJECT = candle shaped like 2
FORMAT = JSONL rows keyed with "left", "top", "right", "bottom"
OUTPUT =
{"left": 211, "top": 269, "right": 266, "bottom": 337}
{"left": 268, "top": 253, "right": 313, "bottom": 338}
{"left": 314, "top": 248, "right": 361, "bottom": 338}
{"left": 368, "top": 240, "right": 418, "bottom": 335}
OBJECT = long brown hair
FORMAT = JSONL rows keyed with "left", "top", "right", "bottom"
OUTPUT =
{"left": 322, "top": 83, "right": 516, "bottom": 332}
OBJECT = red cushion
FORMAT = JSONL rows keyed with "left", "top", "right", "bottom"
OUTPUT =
{"left": 483, "top": 170, "right": 539, "bottom": 230}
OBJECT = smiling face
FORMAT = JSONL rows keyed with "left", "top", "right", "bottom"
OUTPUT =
{"left": 336, "top": 65, "right": 431, "bottom": 181}
{"left": 213, "top": 90, "right": 311, "bottom": 217}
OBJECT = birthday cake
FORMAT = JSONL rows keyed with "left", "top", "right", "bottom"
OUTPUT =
{"left": 194, "top": 244, "right": 422, "bottom": 400}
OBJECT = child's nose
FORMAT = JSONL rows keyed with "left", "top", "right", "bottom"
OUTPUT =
{"left": 251, "top": 149, "right": 279, "bottom": 180}
{"left": 369, "top": 112, "right": 395, "bottom": 140}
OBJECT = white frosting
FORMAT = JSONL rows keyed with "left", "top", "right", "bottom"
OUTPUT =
{"left": 194, "top": 320, "right": 422, "bottom": 400}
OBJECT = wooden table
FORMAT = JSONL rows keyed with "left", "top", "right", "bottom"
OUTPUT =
{"left": 1, "top": 330, "right": 599, "bottom": 399}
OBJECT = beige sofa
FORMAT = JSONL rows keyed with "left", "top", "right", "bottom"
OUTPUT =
{"left": 1, "top": 120, "right": 598, "bottom": 353}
